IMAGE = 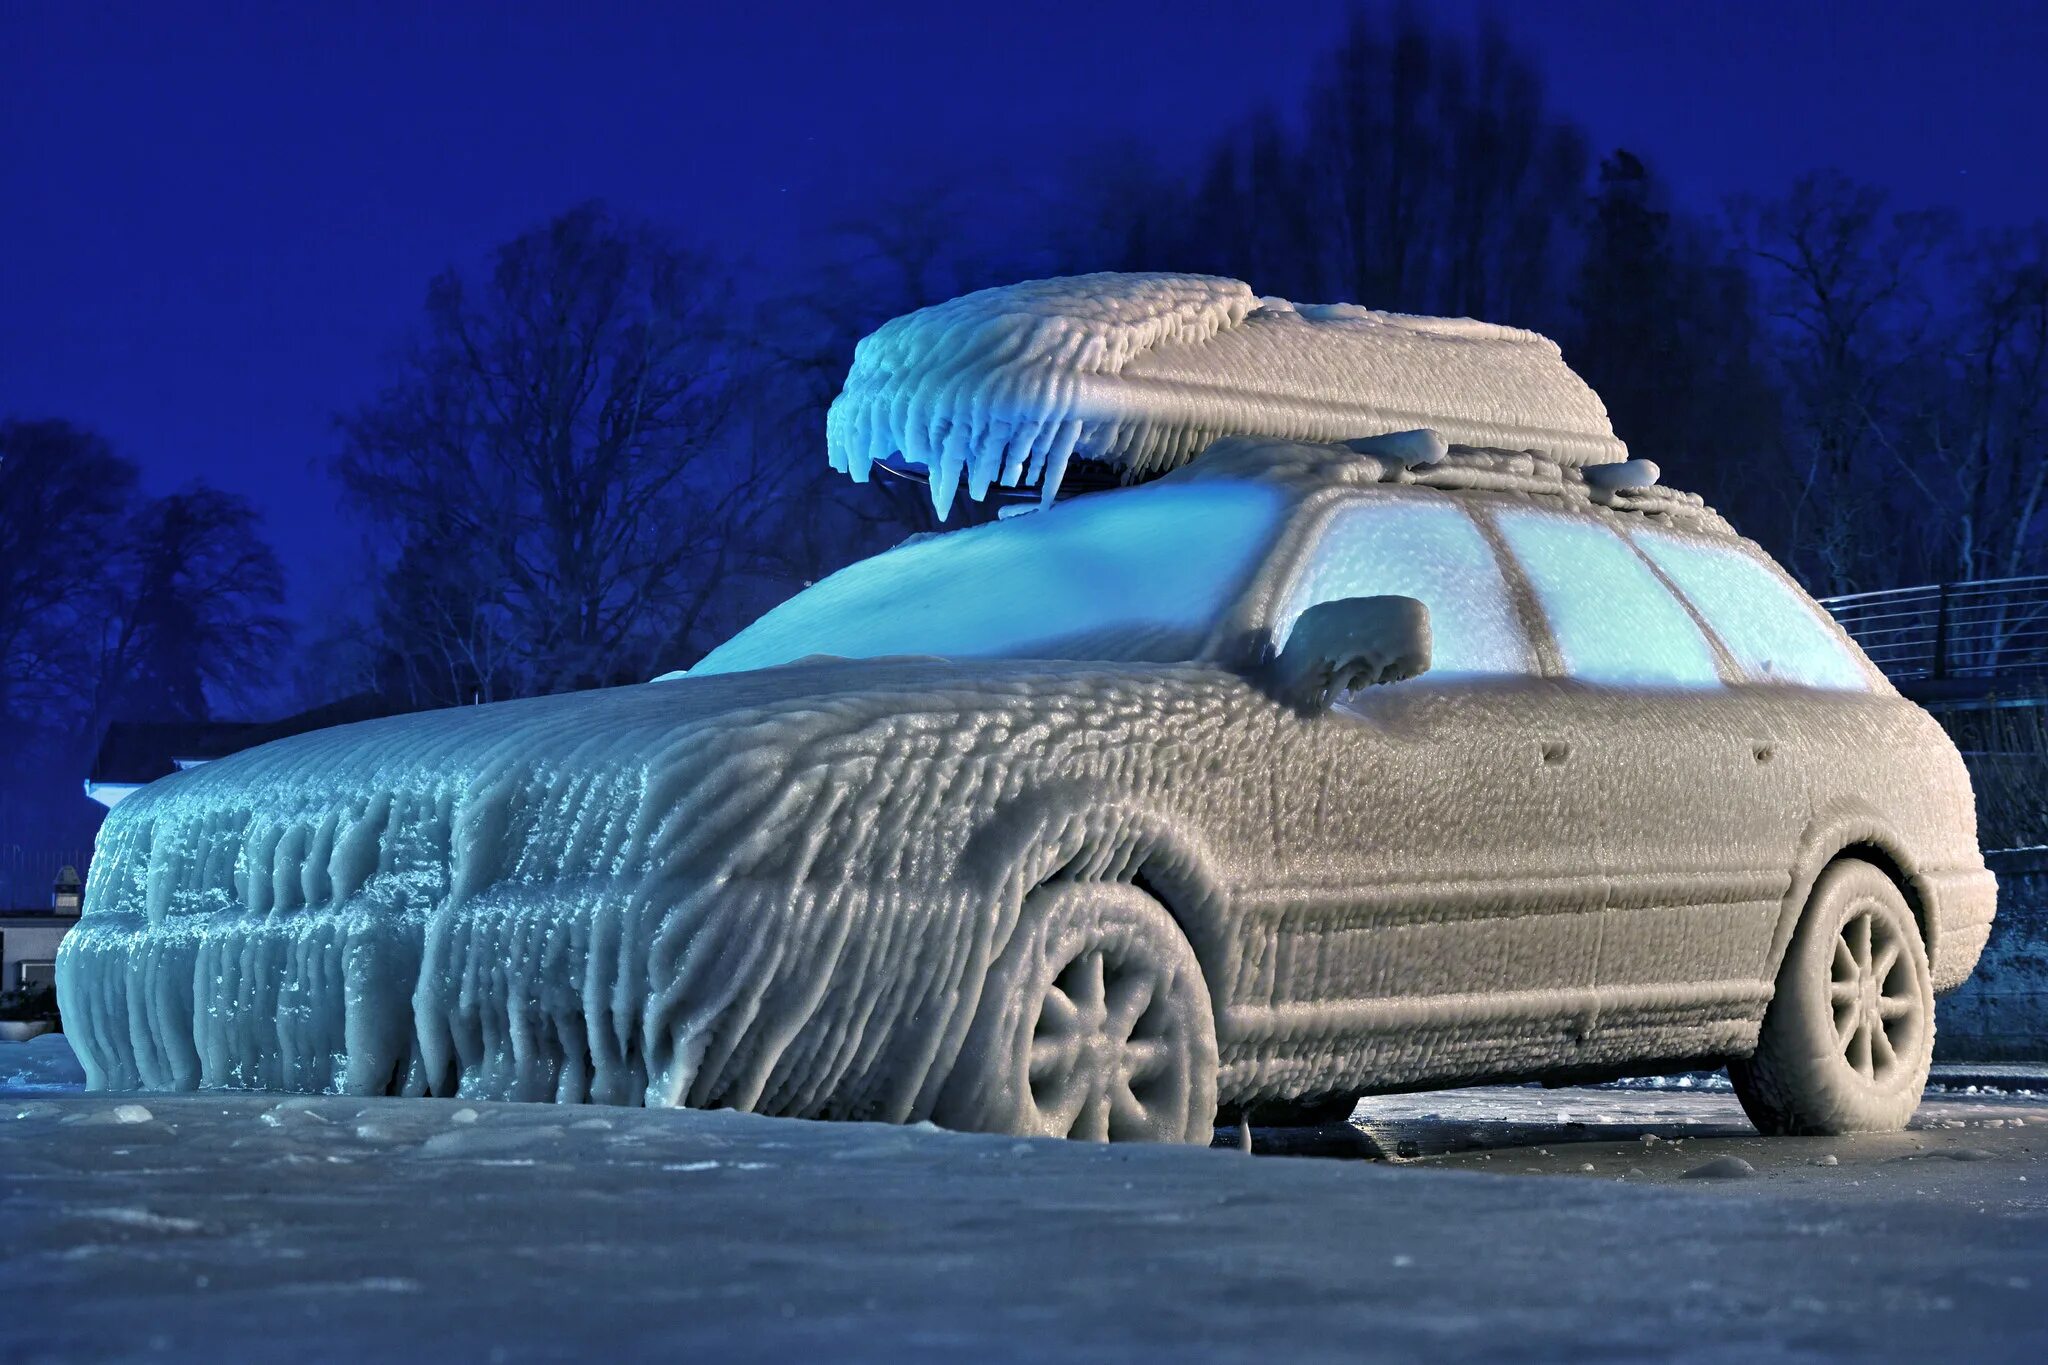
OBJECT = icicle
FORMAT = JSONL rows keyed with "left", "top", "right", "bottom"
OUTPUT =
{"left": 1037, "top": 421, "right": 1083, "bottom": 509}
{"left": 930, "top": 427, "right": 968, "bottom": 519}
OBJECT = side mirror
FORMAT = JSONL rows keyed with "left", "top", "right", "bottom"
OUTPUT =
{"left": 1264, "top": 595, "right": 1431, "bottom": 713}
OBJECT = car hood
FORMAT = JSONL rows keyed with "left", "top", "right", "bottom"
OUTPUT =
{"left": 83, "top": 656, "right": 1241, "bottom": 921}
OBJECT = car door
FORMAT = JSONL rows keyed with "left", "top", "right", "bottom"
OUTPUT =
{"left": 1624, "top": 522, "right": 1890, "bottom": 977}
{"left": 1488, "top": 507, "right": 1805, "bottom": 1054}
{"left": 1248, "top": 490, "right": 1615, "bottom": 1086}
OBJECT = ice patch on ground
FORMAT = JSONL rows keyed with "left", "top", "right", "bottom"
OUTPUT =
{"left": 0, "top": 1034, "right": 86, "bottom": 1093}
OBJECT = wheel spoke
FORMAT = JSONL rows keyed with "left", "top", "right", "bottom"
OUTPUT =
{"left": 1832, "top": 939, "right": 1859, "bottom": 984}
{"left": 1105, "top": 975, "right": 1157, "bottom": 1041}
{"left": 1077, "top": 951, "right": 1107, "bottom": 1011}
{"left": 1848, "top": 1017, "right": 1874, "bottom": 1079}
{"left": 1877, "top": 993, "right": 1916, "bottom": 1022}
{"left": 1037, "top": 985, "right": 1080, "bottom": 1037}
{"left": 1852, "top": 912, "right": 1873, "bottom": 974}
{"left": 1030, "top": 1034, "right": 1080, "bottom": 1080}
{"left": 1036, "top": 1067, "right": 1092, "bottom": 1134}
{"left": 1869, "top": 1012, "right": 1897, "bottom": 1072}
{"left": 1873, "top": 939, "right": 1901, "bottom": 987}
{"left": 1829, "top": 980, "right": 1860, "bottom": 1009}
{"left": 1120, "top": 1036, "right": 1170, "bottom": 1084}
{"left": 1832, "top": 1002, "right": 1858, "bottom": 1049}
{"left": 1075, "top": 1089, "right": 1111, "bottom": 1142}
{"left": 1108, "top": 1080, "right": 1150, "bottom": 1138}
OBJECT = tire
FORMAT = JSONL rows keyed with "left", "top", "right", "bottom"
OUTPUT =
{"left": 938, "top": 881, "right": 1219, "bottom": 1143}
{"left": 1730, "top": 858, "right": 1935, "bottom": 1136}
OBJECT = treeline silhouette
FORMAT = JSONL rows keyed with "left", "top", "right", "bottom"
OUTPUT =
{"left": 4, "top": 9, "right": 2044, "bottom": 868}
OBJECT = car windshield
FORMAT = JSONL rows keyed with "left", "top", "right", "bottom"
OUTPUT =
{"left": 690, "top": 481, "right": 1287, "bottom": 675}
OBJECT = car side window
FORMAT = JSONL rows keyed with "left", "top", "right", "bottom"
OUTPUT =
{"left": 1494, "top": 508, "right": 1721, "bottom": 688}
{"left": 1276, "top": 495, "right": 1533, "bottom": 678}
{"left": 1631, "top": 527, "right": 1871, "bottom": 691}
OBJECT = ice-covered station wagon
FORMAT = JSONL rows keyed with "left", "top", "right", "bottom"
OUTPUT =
{"left": 61, "top": 274, "right": 1996, "bottom": 1144}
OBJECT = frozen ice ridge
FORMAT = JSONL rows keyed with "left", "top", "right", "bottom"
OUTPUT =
{"left": 826, "top": 272, "right": 1628, "bottom": 516}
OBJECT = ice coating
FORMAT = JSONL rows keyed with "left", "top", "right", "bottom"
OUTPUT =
{"left": 1631, "top": 528, "right": 1871, "bottom": 692}
{"left": 1496, "top": 508, "right": 1722, "bottom": 688}
{"left": 59, "top": 434, "right": 1994, "bottom": 1139}
{"left": 826, "top": 273, "right": 1629, "bottom": 517}
{"left": 1274, "top": 497, "right": 1530, "bottom": 677}
{"left": 692, "top": 481, "right": 1286, "bottom": 677}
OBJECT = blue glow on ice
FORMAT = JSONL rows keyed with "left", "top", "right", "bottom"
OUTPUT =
{"left": 692, "top": 482, "right": 1286, "bottom": 674}
{"left": 1496, "top": 509, "right": 1721, "bottom": 688}
{"left": 1277, "top": 495, "right": 1531, "bottom": 676}
{"left": 1633, "top": 529, "right": 1870, "bottom": 690}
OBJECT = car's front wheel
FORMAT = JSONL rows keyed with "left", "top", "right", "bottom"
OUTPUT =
{"left": 939, "top": 880, "right": 1218, "bottom": 1143}
{"left": 1730, "top": 858, "right": 1934, "bottom": 1136}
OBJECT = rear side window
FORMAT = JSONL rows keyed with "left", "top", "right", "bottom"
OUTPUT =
{"left": 1495, "top": 509, "right": 1721, "bottom": 688}
{"left": 1277, "top": 495, "right": 1531, "bottom": 677}
{"left": 1632, "top": 528, "right": 1870, "bottom": 691}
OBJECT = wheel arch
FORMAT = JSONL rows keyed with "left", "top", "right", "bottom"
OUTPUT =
{"left": 1769, "top": 807, "right": 1936, "bottom": 985}
{"left": 958, "top": 782, "right": 1237, "bottom": 1009}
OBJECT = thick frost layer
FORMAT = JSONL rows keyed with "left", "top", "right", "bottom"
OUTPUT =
{"left": 1632, "top": 528, "right": 1870, "bottom": 691}
{"left": 58, "top": 435, "right": 1991, "bottom": 1139}
{"left": 1496, "top": 508, "right": 1721, "bottom": 688}
{"left": 827, "top": 273, "right": 1628, "bottom": 516}
{"left": 694, "top": 481, "right": 1284, "bottom": 676}
{"left": 1275, "top": 498, "right": 1530, "bottom": 677}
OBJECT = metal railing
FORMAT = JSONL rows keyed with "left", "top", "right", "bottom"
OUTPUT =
{"left": 1819, "top": 575, "right": 2048, "bottom": 684}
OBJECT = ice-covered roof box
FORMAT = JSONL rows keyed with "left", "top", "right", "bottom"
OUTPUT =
{"left": 826, "top": 272, "right": 1628, "bottom": 517}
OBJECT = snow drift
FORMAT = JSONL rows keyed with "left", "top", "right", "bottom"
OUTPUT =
{"left": 826, "top": 272, "right": 1629, "bottom": 516}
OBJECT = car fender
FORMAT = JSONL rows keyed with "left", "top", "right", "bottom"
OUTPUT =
{"left": 955, "top": 780, "right": 1237, "bottom": 998}
{"left": 1766, "top": 799, "right": 1933, "bottom": 987}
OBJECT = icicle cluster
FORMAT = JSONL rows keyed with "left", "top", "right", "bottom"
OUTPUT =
{"left": 826, "top": 273, "right": 1258, "bottom": 517}
{"left": 826, "top": 272, "right": 1628, "bottom": 518}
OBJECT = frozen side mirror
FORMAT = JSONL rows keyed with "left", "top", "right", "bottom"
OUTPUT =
{"left": 1264, "top": 595, "right": 1432, "bottom": 713}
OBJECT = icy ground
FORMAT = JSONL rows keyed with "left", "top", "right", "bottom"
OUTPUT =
{"left": 6, "top": 1038, "right": 2047, "bottom": 1362}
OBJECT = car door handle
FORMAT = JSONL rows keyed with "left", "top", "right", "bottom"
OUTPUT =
{"left": 1541, "top": 741, "right": 1571, "bottom": 767}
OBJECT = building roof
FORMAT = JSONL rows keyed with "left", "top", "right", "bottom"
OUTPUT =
{"left": 88, "top": 693, "right": 405, "bottom": 798}
{"left": 90, "top": 719, "right": 266, "bottom": 787}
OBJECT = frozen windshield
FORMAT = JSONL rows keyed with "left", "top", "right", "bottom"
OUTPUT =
{"left": 690, "top": 481, "right": 1287, "bottom": 675}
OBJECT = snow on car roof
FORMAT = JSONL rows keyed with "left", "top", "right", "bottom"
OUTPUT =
{"left": 826, "top": 272, "right": 1630, "bottom": 518}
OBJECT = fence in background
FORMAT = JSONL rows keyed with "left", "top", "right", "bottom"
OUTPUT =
{"left": 1819, "top": 575, "right": 2048, "bottom": 686}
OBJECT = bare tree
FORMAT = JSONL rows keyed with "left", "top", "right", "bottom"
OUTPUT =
{"left": 1735, "top": 170, "right": 1954, "bottom": 591}
{"left": 0, "top": 421, "right": 135, "bottom": 723}
{"left": 88, "top": 486, "right": 288, "bottom": 726}
{"left": 1930, "top": 228, "right": 2048, "bottom": 584}
{"left": 336, "top": 204, "right": 757, "bottom": 702}
{"left": 1, "top": 419, "right": 286, "bottom": 862}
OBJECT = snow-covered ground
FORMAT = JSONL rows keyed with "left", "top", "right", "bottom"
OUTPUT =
{"left": 7, "top": 1036, "right": 2048, "bottom": 1362}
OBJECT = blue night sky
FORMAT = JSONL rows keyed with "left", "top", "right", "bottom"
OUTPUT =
{"left": 6, "top": 0, "right": 2046, "bottom": 615}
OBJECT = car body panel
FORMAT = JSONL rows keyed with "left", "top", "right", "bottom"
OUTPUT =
{"left": 58, "top": 441, "right": 1995, "bottom": 1124}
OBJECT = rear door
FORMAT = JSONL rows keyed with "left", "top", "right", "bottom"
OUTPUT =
{"left": 1488, "top": 508, "right": 1803, "bottom": 1048}
{"left": 1624, "top": 521, "right": 1892, "bottom": 971}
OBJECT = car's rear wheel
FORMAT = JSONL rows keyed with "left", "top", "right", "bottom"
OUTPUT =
{"left": 1730, "top": 858, "right": 1934, "bottom": 1136}
{"left": 939, "top": 881, "right": 1218, "bottom": 1143}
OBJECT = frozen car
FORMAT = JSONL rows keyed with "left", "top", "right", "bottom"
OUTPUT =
{"left": 59, "top": 430, "right": 1994, "bottom": 1143}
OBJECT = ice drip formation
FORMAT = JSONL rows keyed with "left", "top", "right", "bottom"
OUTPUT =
{"left": 60, "top": 273, "right": 1994, "bottom": 1143}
